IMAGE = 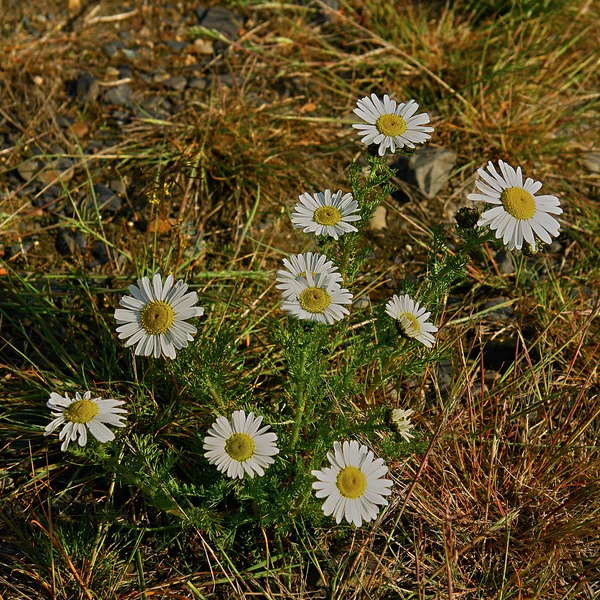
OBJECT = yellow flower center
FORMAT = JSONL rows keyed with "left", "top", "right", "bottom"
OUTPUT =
{"left": 299, "top": 287, "right": 331, "bottom": 314}
{"left": 336, "top": 466, "right": 367, "bottom": 499}
{"left": 224, "top": 433, "right": 256, "bottom": 462}
{"left": 376, "top": 114, "right": 407, "bottom": 137}
{"left": 64, "top": 399, "right": 99, "bottom": 424}
{"left": 140, "top": 300, "right": 175, "bottom": 335}
{"left": 500, "top": 187, "right": 536, "bottom": 220}
{"left": 400, "top": 312, "right": 421, "bottom": 334}
{"left": 313, "top": 206, "right": 342, "bottom": 226}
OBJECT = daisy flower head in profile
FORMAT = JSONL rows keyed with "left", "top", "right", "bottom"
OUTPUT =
{"left": 291, "top": 189, "right": 360, "bottom": 240}
{"left": 114, "top": 273, "right": 204, "bottom": 359}
{"left": 467, "top": 159, "right": 563, "bottom": 251}
{"left": 312, "top": 440, "right": 393, "bottom": 527}
{"left": 385, "top": 294, "right": 437, "bottom": 348}
{"left": 203, "top": 410, "right": 279, "bottom": 479}
{"left": 390, "top": 408, "right": 415, "bottom": 442}
{"left": 275, "top": 251, "right": 344, "bottom": 301}
{"left": 45, "top": 391, "right": 127, "bottom": 452}
{"left": 279, "top": 270, "right": 352, "bottom": 325}
{"left": 353, "top": 94, "right": 434, "bottom": 156}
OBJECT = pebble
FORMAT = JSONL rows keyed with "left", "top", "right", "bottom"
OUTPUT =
{"left": 393, "top": 147, "right": 457, "bottom": 199}
{"left": 583, "top": 151, "right": 600, "bottom": 173}
{"left": 117, "top": 64, "right": 133, "bottom": 79}
{"left": 193, "top": 39, "right": 214, "bottom": 54}
{"left": 165, "top": 40, "right": 187, "bottom": 52}
{"left": 163, "top": 75, "right": 188, "bottom": 91}
{"left": 436, "top": 359, "right": 453, "bottom": 391}
{"left": 496, "top": 250, "right": 514, "bottom": 275}
{"left": 484, "top": 297, "right": 514, "bottom": 322}
{"left": 103, "top": 84, "right": 132, "bottom": 106}
{"left": 188, "top": 77, "right": 208, "bottom": 90}
{"left": 76, "top": 71, "right": 99, "bottom": 103}
{"left": 90, "top": 240, "right": 110, "bottom": 263}
{"left": 103, "top": 41, "right": 123, "bottom": 58}
{"left": 369, "top": 205, "right": 387, "bottom": 230}
{"left": 195, "top": 6, "right": 243, "bottom": 40}
{"left": 109, "top": 179, "right": 126, "bottom": 194}
{"left": 94, "top": 183, "right": 122, "bottom": 212}
{"left": 56, "top": 229, "right": 76, "bottom": 256}
{"left": 352, "top": 294, "right": 370, "bottom": 309}
{"left": 74, "top": 232, "right": 87, "bottom": 250}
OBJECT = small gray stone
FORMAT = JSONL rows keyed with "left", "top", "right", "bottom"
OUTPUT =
{"left": 74, "top": 232, "right": 87, "bottom": 250}
{"left": 209, "top": 73, "right": 244, "bottom": 88}
{"left": 90, "top": 241, "right": 110, "bottom": 265}
{"left": 117, "top": 64, "right": 133, "bottom": 79}
{"left": 94, "top": 184, "right": 122, "bottom": 212}
{"left": 103, "top": 41, "right": 123, "bottom": 58}
{"left": 56, "top": 230, "right": 76, "bottom": 256}
{"left": 163, "top": 75, "right": 188, "bottom": 91}
{"left": 17, "top": 160, "right": 40, "bottom": 182}
{"left": 496, "top": 250, "right": 514, "bottom": 275}
{"left": 583, "top": 151, "right": 600, "bottom": 173}
{"left": 392, "top": 147, "right": 457, "bottom": 199}
{"left": 109, "top": 179, "right": 126, "bottom": 194}
{"left": 103, "top": 84, "right": 132, "bottom": 106}
{"left": 56, "top": 116, "right": 74, "bottom": 128}
{"left": 76, "top": 72, "right": 99, "bottom": 103}
{"left": 352, "top": 294, "right": 370, "bottom": 309}
{"left": 484, "top": 297, "right": 514, "bottom": 322}
{"left": 188, "top": 77, "right": 208, "bottom": 90}
{"left": 196, "top": 6, "right": 243, "bottom": 40}
{"left": 369, "top": 205, "right": 387, "bottom": 230}
{"left": 165, "top": 40, "right": 187, "bottom": 52}
{"left": 436, "top": 359, "right": 453, "bottom": 391}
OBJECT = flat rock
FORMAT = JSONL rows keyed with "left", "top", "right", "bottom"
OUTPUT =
{"left": 188, "top": 77, "right": 208, "bottom": 90}
{"left": 196, "top": 6, "right": 243, "bottom": 40}
{"left": 103, "top": 84, "right": 132, "bottom": 106}
{"left": 18, "top": 157, "right": 73, "bottom": 184}
{"left": 583, "top": 151, "right": 600, "bottom": 173}
{"left": 484, "top": 297, "right": 514, "bottom": 321}
{"left": 76, "top": 71, "right": 99, "bottom": 103}
{"left": 369, "top": 205, "right": 387, "bottom": 230}
{"left": 163, "top": 75, "right": 188, "bottom": 91}
{"left": 56, "top": 229, "right": 76, "bottom": 256}
{"left": 392, "top": 147, "right": 456, "bottom": 199}
{"left": 165, "top": 40, "right": 187, "bottom": 52}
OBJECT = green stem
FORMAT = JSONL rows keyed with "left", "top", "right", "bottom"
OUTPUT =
{"left": 290, "top": 349, "right": 306, "bottom": 449}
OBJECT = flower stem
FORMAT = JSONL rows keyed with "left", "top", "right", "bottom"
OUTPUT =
{"left": 289, "top": 348, "right": 306, "bottom": 449}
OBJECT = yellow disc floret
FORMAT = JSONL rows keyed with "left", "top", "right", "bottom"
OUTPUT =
{"left": 225, "top": 433, "right": 256, "bottom": 462}
{"left": 376, "top": 114, "right": 407, "bottom": 137}
{"left": 336, "top": 466, "right": 367, "bottom": 499}
{"left": 64, "top": 399, "right": 99, "bottom": 424}
{"left": 140, "top": 300, "right": 175, "bottom": 335}
{"left": 313, "top": 206, "right": 342, "bottom": 226}
{"left": 299, "top": 287, "right": 331, "bottom": 314}
{"left": 400, "top": 312, "right": 421, "bottom": 334}
{"left": 500, "top": 187, "right": 536, "bottom": 220}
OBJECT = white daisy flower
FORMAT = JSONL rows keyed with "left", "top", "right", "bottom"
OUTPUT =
{"left": 203, "top": 410, "right": 279, "bottom": 479}
{"left": 280, "top": 271, "right": 352, "bottom": 324}
{"left": 44, "top": 391, "right": 127, "bottom": 452}
{"left": 353, "top": 94, "right": 434, "bottom": 156}
{"left": 467, "top": 159, "right": 563, "bottom": 251}
{"left": 391, "top": 408, "right": 415, "bottom": 442}
{"left": 114, "top": 273, "right": 205, "bottom": 359}
{"left": 312, "top": 440, "right": 393, "bottom": 527}
{"left": 385, "top": 294, "right": 438, "bottom": 348}
{"left": 275, "top": 252, "right": 343, "bottom": 301}
{"left": 291, "top": 189, "right": 360, "bottom": 240}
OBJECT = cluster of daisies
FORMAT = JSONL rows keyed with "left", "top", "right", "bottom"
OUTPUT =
{"left": 43, "top": 92, "right": 563, "bottom": 527}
